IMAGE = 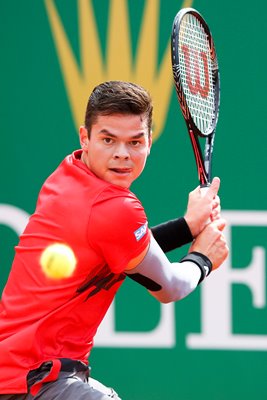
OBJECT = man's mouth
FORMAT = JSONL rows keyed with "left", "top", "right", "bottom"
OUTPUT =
{"left": 109, "top": 168, "right": 132, "bottom": 174}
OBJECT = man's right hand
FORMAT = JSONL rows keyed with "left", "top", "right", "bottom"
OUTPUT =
{"left": 184, "top": 177, "right": 221, "bottom": 238}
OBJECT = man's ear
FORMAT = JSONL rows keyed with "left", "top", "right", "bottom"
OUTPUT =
{"left": 79, "top": 126, "right": 89, "bottom": 151}
{"left": 147, "top": 130, "right": 153, "bottom": 155}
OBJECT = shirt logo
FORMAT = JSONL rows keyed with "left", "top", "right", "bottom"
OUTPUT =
{"left": 134, "top": 222, "right": 148, "bottom": 241}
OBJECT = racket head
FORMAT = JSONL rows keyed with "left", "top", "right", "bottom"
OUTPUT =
{"left": 171, "top": 8, "right": 220, "bottom": 137}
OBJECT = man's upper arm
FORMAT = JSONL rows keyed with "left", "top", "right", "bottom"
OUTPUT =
{"left": 124, "top": 244, "right": 150, "bottom": 271}
{"left": 88, "top": 192, "right": 150, "bottom": 274}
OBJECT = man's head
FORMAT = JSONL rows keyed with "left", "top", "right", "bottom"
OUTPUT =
{"left": 79, "top": 81, "right": 153, "bottom": 189}
{"left": 84, "top": 81, "right": 153, "bottom": 136}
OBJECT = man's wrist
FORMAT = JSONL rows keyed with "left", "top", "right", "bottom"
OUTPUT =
{"left": 151, "top": 217, "right": 193, "bottom": 253}
{"left": 180, "top": 251, "right": 212, "bottom": 284}
{"left": 183, "top": 215, "right": 198, "bottom": 238}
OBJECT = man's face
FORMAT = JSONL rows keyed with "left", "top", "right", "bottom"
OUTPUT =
{"left": 80, "top": 113, "right": 152, "bottom": 189}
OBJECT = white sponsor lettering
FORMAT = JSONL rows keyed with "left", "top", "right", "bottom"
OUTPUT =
{"left": 134, "top": 222, "right": 148, "bottom": 241}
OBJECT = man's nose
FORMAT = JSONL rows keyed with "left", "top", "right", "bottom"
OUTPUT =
{"left": 113, "top": 143, "right": 130, "bottom": 159}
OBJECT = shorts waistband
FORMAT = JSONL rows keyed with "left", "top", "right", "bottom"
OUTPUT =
{"left": 28, "top": 359, "right": 89, "bottom": 382}
{"left": 29, "top": 358, "right": 89, "bottom": 375}
{"left": 59, "top": 358, "right": 89, "bottom": 373}
{"left": 28, "top": 358, "right": 90, "bottom": 396}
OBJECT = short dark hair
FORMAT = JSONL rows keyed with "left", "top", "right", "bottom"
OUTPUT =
{"left": 84, "top": 81, "right": 153, "bottom": 135}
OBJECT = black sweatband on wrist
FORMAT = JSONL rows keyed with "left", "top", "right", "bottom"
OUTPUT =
{"left": 180, "top": 251, "right": 212, "bottom": 284}
{"left": 151, "top": 217, "right": 193, "bottom": 253}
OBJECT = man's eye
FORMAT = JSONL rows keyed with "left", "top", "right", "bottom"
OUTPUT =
{"left": 130, "top": 141, "right": 140, "bottom": 146}
{"left": 103, "top": 138, "right": 113, "bottom": 144}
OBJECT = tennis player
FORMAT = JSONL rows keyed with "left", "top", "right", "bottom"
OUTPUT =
{"left": 0, "top": 81, "right": 228, "bottom": 399}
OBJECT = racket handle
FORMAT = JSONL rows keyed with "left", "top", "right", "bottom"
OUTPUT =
{"left": 200, "top": 185, "right": 211, "bottom": 224}
{"left": 200, "top": 184, "right": 210, "bottom": 195}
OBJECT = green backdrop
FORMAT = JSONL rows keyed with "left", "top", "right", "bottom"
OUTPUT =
{"left": 1, "top": 1, "right": 267, "bottom": 399}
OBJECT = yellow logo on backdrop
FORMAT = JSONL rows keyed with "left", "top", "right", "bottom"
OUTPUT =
{"left": 44, "top": 0, "right": 193, "bottom": 140}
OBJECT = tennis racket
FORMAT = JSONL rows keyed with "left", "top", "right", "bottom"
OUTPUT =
{"left": 171, "top": 8, "right": 220, "bottom": 188}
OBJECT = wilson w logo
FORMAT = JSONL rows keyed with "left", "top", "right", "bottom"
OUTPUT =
{"left": 44, "top": 0, "right": 193, "bottom": 140}
{"left": 182, "top": 45, "right": 210, "bottom": 99}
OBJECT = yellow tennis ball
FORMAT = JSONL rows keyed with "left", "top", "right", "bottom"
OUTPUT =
{"left": 40, "top": 243, "right": 77, "bottom": 279}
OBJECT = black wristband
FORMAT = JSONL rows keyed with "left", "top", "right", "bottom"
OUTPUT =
{"left": 180, "top": 251, "right": 212, "bottom": 284}
{"left": 151, "top": 217, "right": 193, "bottom": 253}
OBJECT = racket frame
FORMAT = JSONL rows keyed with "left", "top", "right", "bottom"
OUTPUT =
{"left": 171, "top": 8, "right": 220, "bottom": 186}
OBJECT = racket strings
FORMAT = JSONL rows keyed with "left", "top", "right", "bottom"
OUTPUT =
{"left": 179, "top": 14, "right": 216, "bottom": 133}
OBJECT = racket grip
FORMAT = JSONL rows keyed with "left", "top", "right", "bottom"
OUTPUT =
{"left": 200, "top": 185, "right": 210, "bottom": 195}
{"left": 200, "top": 185, "right": 211, "bottom": 224}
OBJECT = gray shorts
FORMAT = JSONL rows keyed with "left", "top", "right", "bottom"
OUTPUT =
{"left": 0, "top": 363, "right": 121, "bottom": 400}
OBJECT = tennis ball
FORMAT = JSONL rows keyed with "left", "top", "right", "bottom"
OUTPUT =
{"left": 40, "top": 243, "right": 77, "bottom": 279}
